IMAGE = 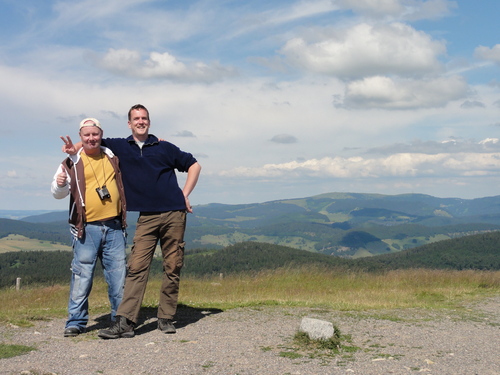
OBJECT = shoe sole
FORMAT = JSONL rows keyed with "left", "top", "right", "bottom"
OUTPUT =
{"left": 158, "top": 326, "right": 176, "bottom": 334}
{"left": 64, "top": 328, "right": 82, "bottom": 337}
{"left": 98, "top": 331, "right": 135, "bottom": 339}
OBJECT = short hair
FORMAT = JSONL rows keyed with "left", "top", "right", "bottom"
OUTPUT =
{"left": 128, "top": 104, "right": 150, "bottom": 121}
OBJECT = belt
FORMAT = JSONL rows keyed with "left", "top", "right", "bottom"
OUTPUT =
{"left": 87, "top": 216, "right": 121, "bottom": 225}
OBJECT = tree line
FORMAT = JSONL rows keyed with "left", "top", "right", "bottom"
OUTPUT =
{"left": 1, "top": 231, "right": 498, "bottom": 288}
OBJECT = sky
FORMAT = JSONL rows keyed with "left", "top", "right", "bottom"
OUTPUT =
{"left": 1, "top": 0, "right": 500, "bottom": 211}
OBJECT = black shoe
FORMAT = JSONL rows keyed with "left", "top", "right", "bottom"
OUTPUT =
{"left": 98, "top": 316, "right": 135, "bottom": 339}
{"left": 64, "top": 327, "right": 83, "bottom": 337}
{"left": 158, "top": 318, "right": 176, "bottom": 334}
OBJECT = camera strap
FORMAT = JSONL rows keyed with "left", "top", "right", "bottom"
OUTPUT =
{"left": 84, "top": 151, "right": 107, "bottom": 189}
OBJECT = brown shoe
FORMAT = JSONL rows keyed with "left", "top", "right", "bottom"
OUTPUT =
{"left": 158, "top": 318, "right": 176, "bottom": 334}
{"left": 98, "top": 316, "right": 135, "bottom": 339}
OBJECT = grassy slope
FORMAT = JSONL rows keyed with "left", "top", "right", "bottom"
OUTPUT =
{"left": 1, "top": 231, "right": 499, "bottom": 325}
{"left": 1, "top": 268, "right": 499, "bottom": 326}
{"left": 0, "top": 234, "right": 71, "bottom": 253}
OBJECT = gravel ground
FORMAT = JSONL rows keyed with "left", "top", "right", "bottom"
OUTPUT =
{"left": 1, "top": 296, "right": 499, "bottom": 375}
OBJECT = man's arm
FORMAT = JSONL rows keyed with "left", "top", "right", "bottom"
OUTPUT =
{"left": 51, "top": 164, "right": 70, "bottom": 199}
{"left": 182, "top": 162, "right": 201, "bottom": 213}
{"left": 60, "top": 135, "right": 84, "bottom": 155}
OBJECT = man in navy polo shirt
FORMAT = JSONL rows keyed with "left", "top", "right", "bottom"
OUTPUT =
{"left": 61, "top": 104, "right": 201, "bottom": 338}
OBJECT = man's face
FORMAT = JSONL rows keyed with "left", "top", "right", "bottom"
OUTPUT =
{"left": 128, "top": 108, "right": 150, "bottom": 139}
{"left": 79, "top": 126, "right": 102, "bottom": 155}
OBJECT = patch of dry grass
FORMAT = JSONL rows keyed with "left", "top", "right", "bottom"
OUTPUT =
{"left": 178, "top": 267, "right": 500, "bottom": 310}
{"left": 1, "top": 267, "right": 498, "bottom": 325}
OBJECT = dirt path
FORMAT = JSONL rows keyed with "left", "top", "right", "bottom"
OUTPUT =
{"left": 1, "top": 296, "right": 499, "bottom": 374}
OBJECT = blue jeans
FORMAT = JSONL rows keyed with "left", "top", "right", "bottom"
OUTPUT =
{"left": 66, "top": 219, "right": 126, "bottom": 331}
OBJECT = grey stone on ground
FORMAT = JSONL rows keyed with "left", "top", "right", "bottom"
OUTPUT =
{"left": 0, "top": 296, "right": 499, "bottom": 375}
{"left": 299, "top": 317, "right": 335, "bottom": 340}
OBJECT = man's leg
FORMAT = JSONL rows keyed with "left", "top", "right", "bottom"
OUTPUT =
{"left": 98, "top": 214, "right": 160, "bottom": 339}
{"left": 100, "top": 219, "right": 127, "bottom": 321}
{"left": 157, "top": 211, "right": 186, "bottom": 324}
{"left": 116, "top": 213, "right": 160, "bottom": 323}
{"left": 65, "top": 225, "right": 100, "bottom": 335}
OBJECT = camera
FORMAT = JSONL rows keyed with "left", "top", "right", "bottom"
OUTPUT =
{"left": 96, "top": 185, "right": 111, "bottom": 200}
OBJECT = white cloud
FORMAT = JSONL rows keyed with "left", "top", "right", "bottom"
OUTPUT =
{"left": 220, "top": 152, "right": 500, "bottom": 179}
{"left": 478, "top": 138, "right": 499, "bottom": 145}
{"left": 338, "top": 0, "right": 405, "bottom": 18}
{"left": 336, "top": 75, "right": 468, "bottom": 109}
{"left": 95, "top": 49, "right": 236, "bottom": 82}
{"left": 337, "top": 0, "right": 457, "bottom": 21}
{"left": 280, "top": 22, "right": 446, "bottom": 79}
{"left": 53, "top": 0, "right": 151, "bottom": 25}
{"left": 368, "top": 139, "right": 500, "bottom": 155}
{"left": 223, "top": 0, "right": 339, "bottom": 40}
{"left": 408, "top": 0, "right": 458, "bottom": 21}
{"left": 474, "top": 44, "right": 500, "bottom": 65}
{"left": 267, "top": 0, "right": 339, "bottom": 24}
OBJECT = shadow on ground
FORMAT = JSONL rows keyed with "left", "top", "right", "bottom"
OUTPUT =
{"left": 86, "top": 304, "right": 223, "bottom": 335}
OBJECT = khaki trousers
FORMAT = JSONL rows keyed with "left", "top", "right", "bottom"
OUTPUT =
{"left": 117, "top": 211, "right": 186, "bottom": 323}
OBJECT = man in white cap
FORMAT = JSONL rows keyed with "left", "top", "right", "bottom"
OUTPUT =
{"left": 51, "top": 118, "right": 128, "bottom": 337}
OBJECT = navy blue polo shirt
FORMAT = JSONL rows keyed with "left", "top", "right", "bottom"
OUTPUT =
{"left": 102, "top": 135, "right": 197, "bottom": 212}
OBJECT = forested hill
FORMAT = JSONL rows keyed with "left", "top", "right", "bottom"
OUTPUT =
{"left": 0, "top": 218, "right": 71, "bottom": 246}
{"left": 352, "top": 231, "right": 500, "bottom": 271}
{"left": 182, "top": 232, "right": 500, "bottom": 276}
{"left": 4, "top": 192, "right": 500, "bottom": 257}
{"left": 2, "top": 231, "right": 498, "bottom": 288}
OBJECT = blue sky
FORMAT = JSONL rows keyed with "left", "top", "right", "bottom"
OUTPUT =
{"left": 1, "top": 0, "right": 500, "bottom": 211}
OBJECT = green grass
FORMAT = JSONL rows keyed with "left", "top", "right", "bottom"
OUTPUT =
{"left": 0, "top": 234, "right": 71, "bottom": 253}
{"left": 0, "top": 266, "right": 498, "bottom": 326}
{"left": 274, "top": 329, "right": 357, "bottom": 363}
{"left": 0, "top": 284, "right": 68, "bottom": 326}
{"left": 178, "top": 267, "right": 500, "bottom": 311}
{"left": 0, "top": 343, "right": 36, "bottom": 359}
{"left": 293, "top": 330, "right": 341, "bottom": 352}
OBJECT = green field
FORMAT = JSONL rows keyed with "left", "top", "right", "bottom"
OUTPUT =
{"left": 0, "top": 234, "right": 71, "bottom": 254}
{"left": 1, "top": 267, "right": 498, "bottom": 326}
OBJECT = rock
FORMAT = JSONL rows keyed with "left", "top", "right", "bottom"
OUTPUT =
{"left": 299, "top": 317, "right": 335, "bottom": 340}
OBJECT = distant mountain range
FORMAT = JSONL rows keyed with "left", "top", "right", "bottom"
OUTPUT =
{"left": 3, "top": 192, "right": 500, "bottom": 257}
{"left": 0, "top": 210, "right": 60, "bottom": 220}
